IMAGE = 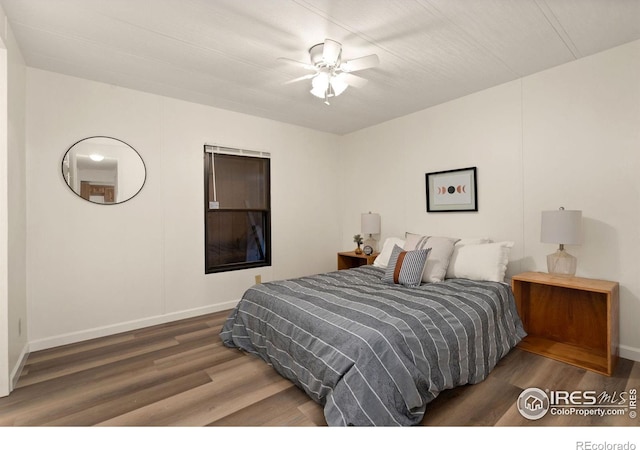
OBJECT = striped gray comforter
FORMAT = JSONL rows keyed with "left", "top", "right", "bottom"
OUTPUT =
{"left": 220, "top": 266, "right": 526, "bottom": 426}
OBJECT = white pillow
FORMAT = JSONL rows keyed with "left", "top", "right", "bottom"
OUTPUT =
{"left": 455, "top": 237, "right": 491, "bottom": 246}
{"left": 373, "top": 237, "right": 406, "bottom": 268}
{"left": 446, "top": 241, "right": 514, "bottom": 282}
{"left": 404, "top": 234, "right": 459, "bottom": 283}
{"left": 404, "top": 232, "right": 430, "bottom": 251}
{"left": 408, "top": 234, "right": 490, "bottom": 248}
{"left": 445, "top": 237, "right": 491, "bottom": 278}
{"left": 446, "top": 238, "right": 491, "bottom": 279}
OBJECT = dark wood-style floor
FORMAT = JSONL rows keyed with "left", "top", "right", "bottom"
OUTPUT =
{"left": 0, "top": 310, "right": 638, "bottom": 427}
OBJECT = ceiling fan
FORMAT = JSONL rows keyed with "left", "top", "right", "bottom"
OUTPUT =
{"left": 279, "top": 39, "right": 379, "bottom": 105}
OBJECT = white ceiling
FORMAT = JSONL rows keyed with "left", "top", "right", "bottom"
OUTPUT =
{"left": 1, "top": 0, "right": 639, "bottom": 135}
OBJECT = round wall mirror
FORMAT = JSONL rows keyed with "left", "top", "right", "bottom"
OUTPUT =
{"left": 61, "top": 136, "right": 146, "bottom": 205}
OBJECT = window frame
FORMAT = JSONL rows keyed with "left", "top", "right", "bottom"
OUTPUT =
{"left": 204, "top": 145, "right": 271, "bottom": 274}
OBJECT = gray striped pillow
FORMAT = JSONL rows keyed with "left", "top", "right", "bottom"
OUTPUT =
{"left": 382, "top": 245, "right": 431, "bottom": 287}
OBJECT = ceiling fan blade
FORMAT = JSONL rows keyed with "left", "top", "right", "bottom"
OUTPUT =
{"left": 322, "top": 39, "right": 342, "bottom": 65}
{"left": 283, "top": 73, "right": 316, "bottom": 84}
{"left": 277, "top": 57, "right": 316, "bottom": 71}
{"left": 341, "top": 54, "right": 380, "bottom": 72}
{"left": 342, "top": 73, "right": 368, "bottom": 88}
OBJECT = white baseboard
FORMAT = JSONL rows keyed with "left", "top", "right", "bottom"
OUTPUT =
{"left": 28, "top": 300, "right": 239, "bottom": 352}
{"left": 620, "top": 344, "right": 640, "bottom": 363}
{"left": 10, "top": 343, "right": 29, "bottom": 391}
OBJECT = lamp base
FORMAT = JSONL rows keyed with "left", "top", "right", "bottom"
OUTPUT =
{"left": 546, "top": 249, "right": 577, "bottom": 277}
{"left": 363, "top": 236, "right": 378, "bottom": 252}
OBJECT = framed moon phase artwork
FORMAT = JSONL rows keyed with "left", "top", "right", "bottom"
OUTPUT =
{"left": 425, "top": 167, "right": 477, "bottom": 212}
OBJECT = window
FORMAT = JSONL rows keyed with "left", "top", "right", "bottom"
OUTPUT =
{"left": 204, "top": 145, "right": 271, "bottom": 273}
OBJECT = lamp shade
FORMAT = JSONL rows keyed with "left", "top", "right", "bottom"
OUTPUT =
{"left": 541, "top": 209, "right": 582, "bottom": 245}
{"left": 361, "top": 212, "right": 381, "bottom": 235}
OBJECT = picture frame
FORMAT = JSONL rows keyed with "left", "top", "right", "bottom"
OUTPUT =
{"left": 426, "top": 166, "right": 477, "bottom": 212}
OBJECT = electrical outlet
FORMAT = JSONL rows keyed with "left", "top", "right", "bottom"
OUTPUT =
{"left": 255, "top": 275, "right": 262, "bottom": 284}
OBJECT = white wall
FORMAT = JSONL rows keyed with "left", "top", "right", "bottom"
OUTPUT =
{"left": 339, "top": 40, "right": 640, "bottom": 360}
{"left": 6, "top": 19, "right": 27, "bottom": 390}
{"left": 339, "top": 78, "right": 524, "bottom": 271}
{"left": 0, "top": 6, "right": 27, "bottom": 396}
{"left": 0, "top": 35, "right": 8, "bottom": 400}
{"left": 26, "top": 69, "right": 341, "bottom": 349}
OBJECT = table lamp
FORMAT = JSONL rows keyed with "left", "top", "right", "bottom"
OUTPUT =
{"left": 541, "top": 207, "right": 582, "bottom": 276}
{"left": 361, "top": 212, "right": 381, "bottom": 252}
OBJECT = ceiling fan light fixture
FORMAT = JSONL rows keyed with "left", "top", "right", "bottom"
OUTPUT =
{"left": 310, "top": 71, "right": 330, "bottom": 98}
{"left": 310, "top": 70, "right": 349, "bottom": 100}
{"left": 281, "top": 38, "right": 378, "bottom": 105}
{"left": 310, "top": 84, "right": 327, "bottom": 99}
{"left": 330, "top": 73, "right": 349, "bottom": 96}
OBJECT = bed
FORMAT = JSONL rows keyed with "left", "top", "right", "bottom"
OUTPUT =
{"left": 220, "top": 245, "right": 526, "bottom": 426}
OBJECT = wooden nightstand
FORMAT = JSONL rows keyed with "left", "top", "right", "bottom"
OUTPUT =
{"left": 337, "top": 251, "right": 379, "bottom": 270}
{"left": 511, "top": 271, "right": 619, "bottom": 376}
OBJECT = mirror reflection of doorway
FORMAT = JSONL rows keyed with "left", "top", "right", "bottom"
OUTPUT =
{"left": 61, "top": 136, "right": 146, "bottom": 205}
{"left": 80, "top": 181, "right": 115, "bottom": 204}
